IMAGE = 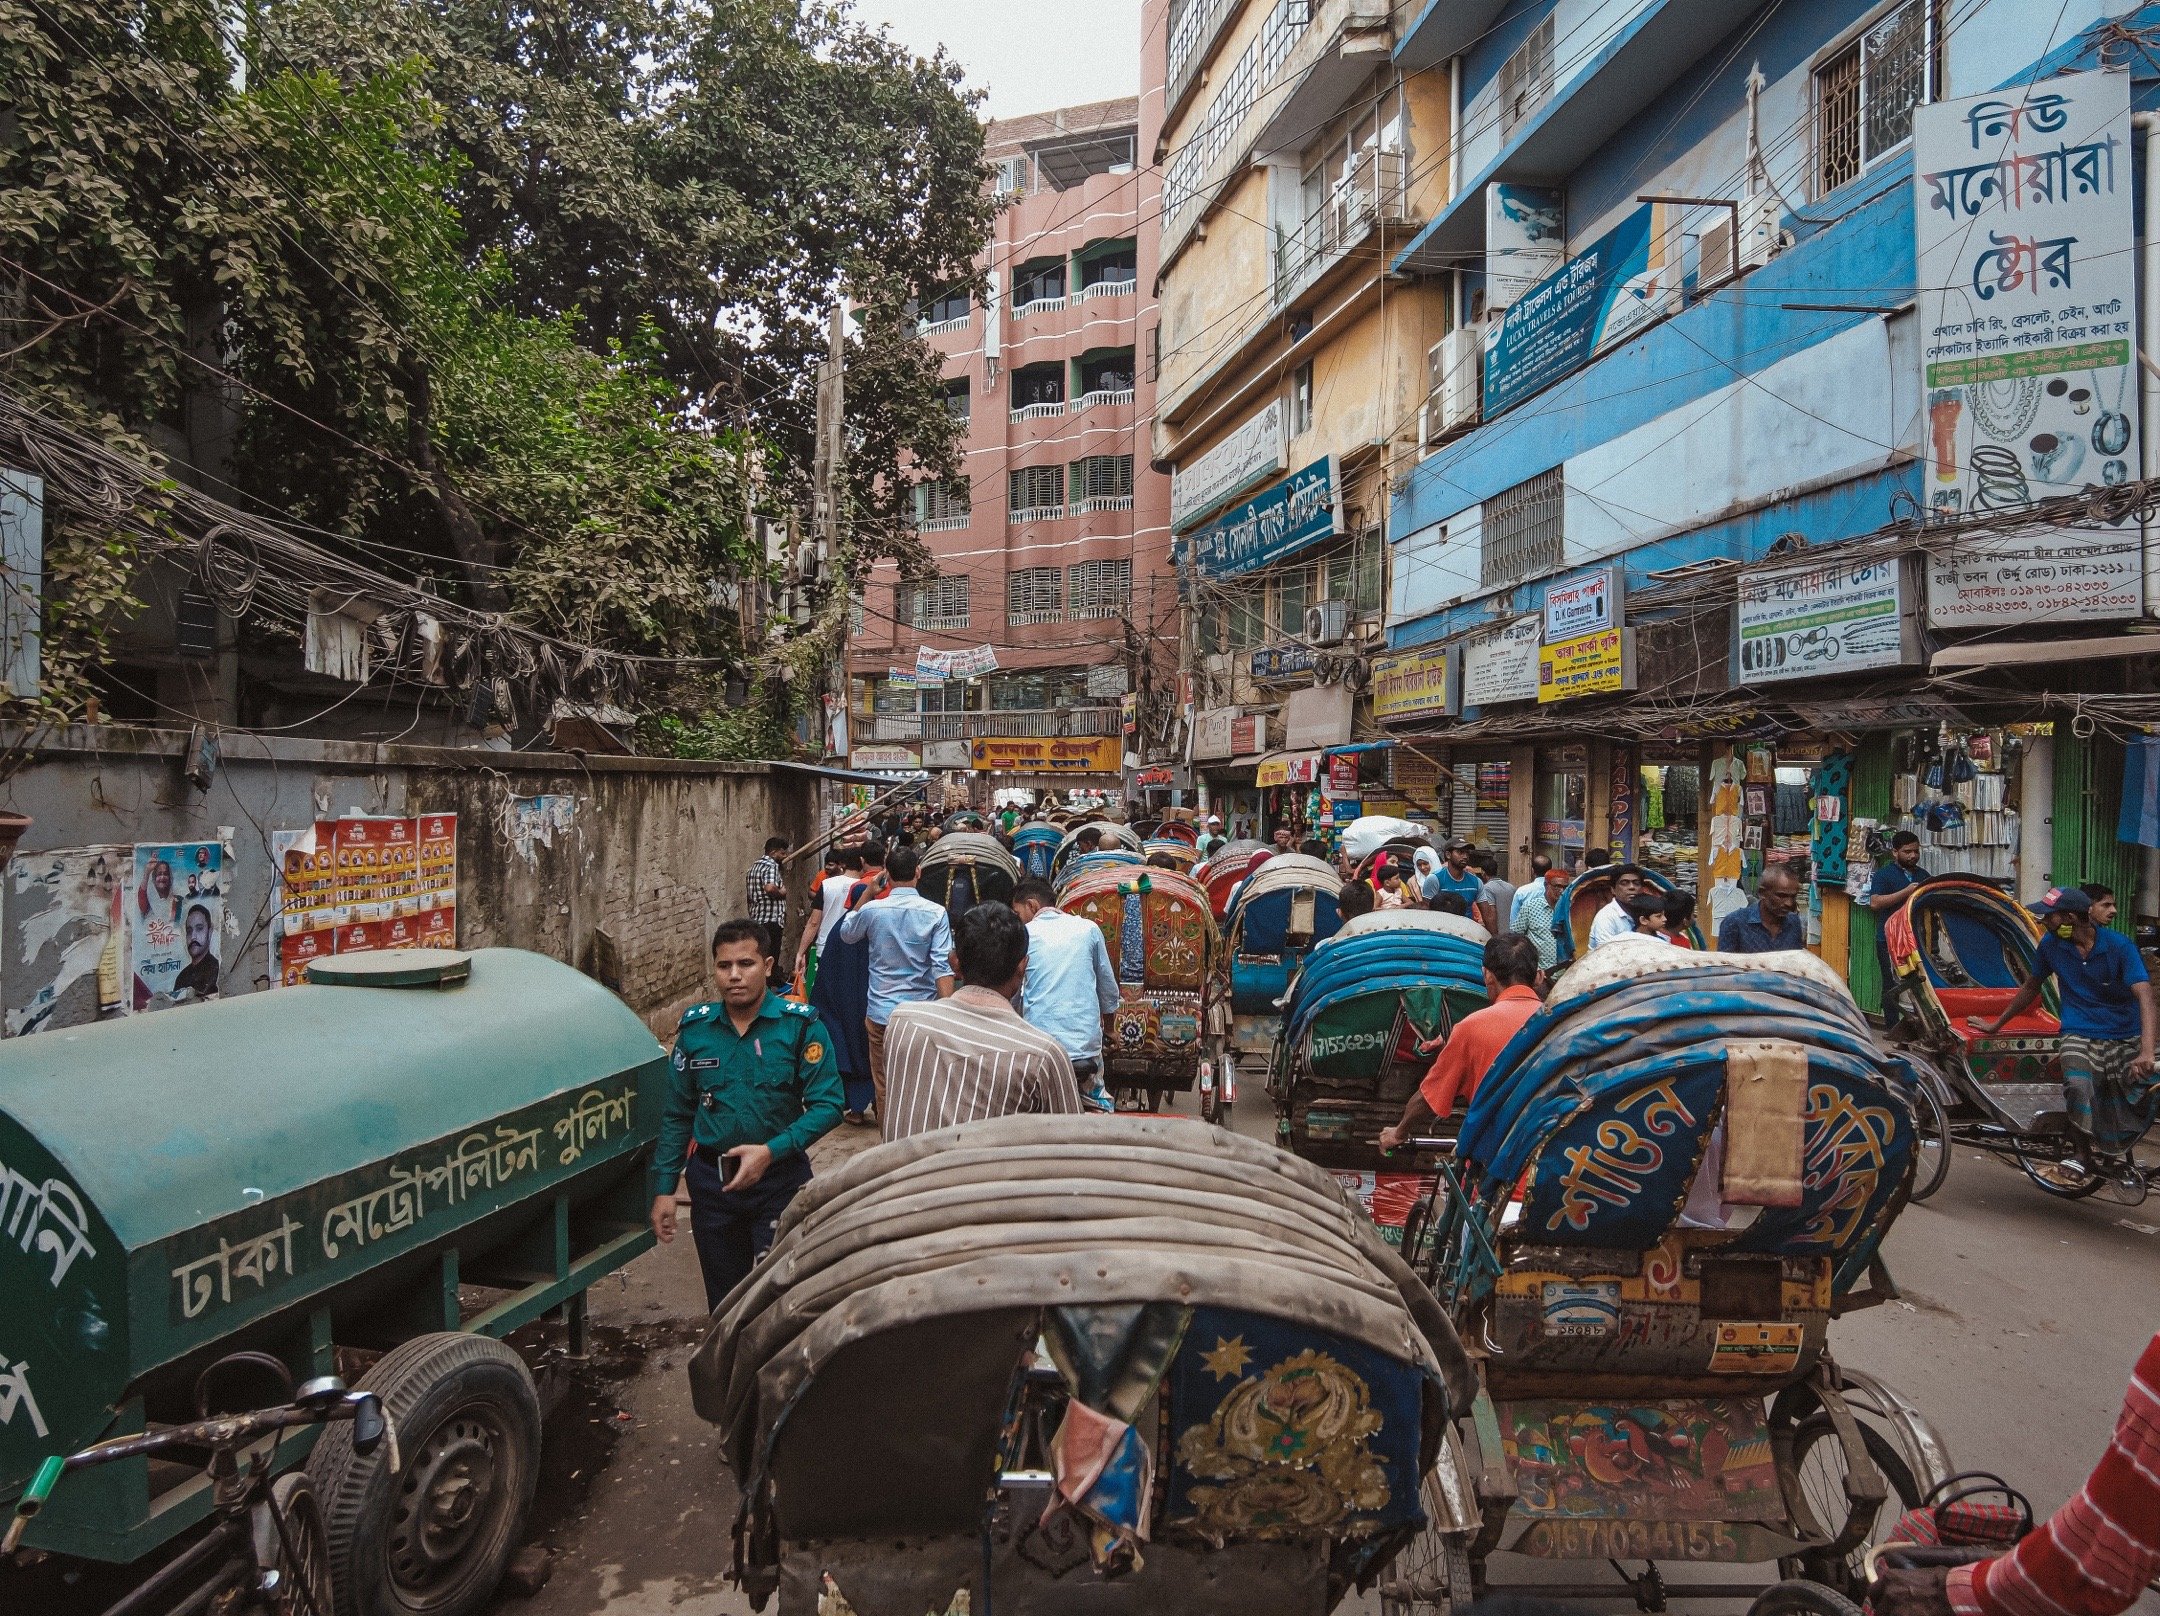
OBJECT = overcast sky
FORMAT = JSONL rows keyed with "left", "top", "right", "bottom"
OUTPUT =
{"left": 851, "top": 0, "right": 1144, "bottom": 120}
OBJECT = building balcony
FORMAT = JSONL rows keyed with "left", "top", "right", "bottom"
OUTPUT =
{"left": 1010, "top": 400, "right": 1067, "bottom": 422}
{"left": 1070, "top": 494, "right": 1136, "bottom": 516}
{"left": 1009, "top": 503, "right": 1068, "bottom": 525}
{"left": 1071, "top": 277, "right": 1137, "bottom": 304}
{"left": 1275, "top": 147, "right": 1417, "bottom": 307}
{"left": 1074, "top": 388, "right": 1136, "bottom": 413}
{"left": 917, "top": 313, "right": 970, "bottom": 338}
{"left": 915, "top": 514, "right": 972, "bottom": 534}
{"left": 867, "top": 707, "right": 1123, "bottom": 742}
{"left": 1011, "top": 294, "right": 1068, "bottom": 320}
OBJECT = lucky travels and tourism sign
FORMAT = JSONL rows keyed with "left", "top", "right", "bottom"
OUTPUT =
{"left": 1187, "top": 456, "right": 1342, "bottom": 578}
{"left": 1914, "top": 69, "right": 2143, "bottom": 624}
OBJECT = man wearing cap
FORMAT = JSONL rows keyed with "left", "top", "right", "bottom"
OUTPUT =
{"left": 1423, "top": 839, "right": 1487, "bottom": 920}
{"left": 1979, "top": 886, "right": 2155, "bottom": 1170}
{"left": 1197, "top": 815, "right": 1226, "bottom": 858}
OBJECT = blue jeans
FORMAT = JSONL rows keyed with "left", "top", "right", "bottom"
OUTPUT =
{"left": 684, "top": 1148, "right": 812, "bottom": 1312}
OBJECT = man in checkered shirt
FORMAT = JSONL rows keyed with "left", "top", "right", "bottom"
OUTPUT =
{"left": 746, "top": 836, "right": 790, "bottom": 964}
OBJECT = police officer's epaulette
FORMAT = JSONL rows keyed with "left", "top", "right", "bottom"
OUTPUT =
{"left": 680, "top": 1002, "right": 717, "bottom": 1025}
{"left": 780, "top": 1001, "right": 815, "bottom": 1018}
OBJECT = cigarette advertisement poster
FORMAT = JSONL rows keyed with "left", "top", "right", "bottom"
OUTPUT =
{"left": 131, "top": 841, "right": 225, "bottom": 1008}
{"left": 275, "top": 813, "right": 457, "bottom": 985}
{"left": 1914, "top": 69, "right": 2143, "bottom": 625}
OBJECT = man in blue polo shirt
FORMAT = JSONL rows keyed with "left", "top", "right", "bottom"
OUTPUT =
{"left": 1980, "top": 886, "right": 2155, "bottom": 1169}
{"left": 1423, "top": 838, "right": 1487, "bottom": 922}
{"left": 1866, "top": 831, "right": 1929, "bottom": 1029}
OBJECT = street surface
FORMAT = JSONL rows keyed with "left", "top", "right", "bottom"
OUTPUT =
{"left": 494, "top": 1102, "right": 2160, "bottom": 1616}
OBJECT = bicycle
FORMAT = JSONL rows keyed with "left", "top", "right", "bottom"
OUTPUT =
{"left": 4, "top": 1351, "right": 393, "bottom": 1616}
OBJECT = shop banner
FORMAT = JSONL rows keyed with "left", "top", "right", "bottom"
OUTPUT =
{"left": 851, "top": 744, "right": 920, "bottom": 770}
{"left": 1194, "top": 706, "right": 1238, "bottom": 761}
{"left": 1915, "top": 69, "right": 2141, "bottom": 623}
{"left": 1172, "top": 399, "right": 1287, "bottom": 531}
{"left": 1735, "top": 557, "right": 1915, "bottom": 684}
{"left": 969, "top": 737, "right": 1121, "bottom": 773}
{"left": 1249, "top": 642, "right": 1317, "bottom": 682}
{"left": 1326, "top": 753, "right": 1362, "bottom": 796}
{"left": 1544, "top": 566, "right": 1621, "bottom": 640}
{"left": 1121, "top": 691, "right": 1138, "bottom": 734}
{"left": 1255, "top": 752, "right": 1321, "bottom": 787}
{"left": 1487, "top": 183, "right": 1564, "bottom": 308}
{"left": 1483, "top": 207, "right": 1658, "bottom": 419}
{"left": 130, "top": 841, "right": 225, "bottom": 1008}
{"left": 916, "top": 643, "right": 999, "bottom": 682}
{"left": 922, "top": 738, "right": 972, "bottom": 769}
{"left": 1230, "top": 713, "right": 1268, "bottom": 756}
{"left": 1538, "top": 628, "right": 1633, "bottom": 703}
{"left": 1188, "top": 456, "right": 1342, "bottom": 578}
{"left": 1371, "top": 643, "right": 1460, "bottom": 723}
{"left": 1461, "top": 615, "right": 1542, "bottom": 707}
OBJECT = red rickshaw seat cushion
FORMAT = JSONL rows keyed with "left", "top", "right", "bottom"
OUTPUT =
{"left": 1934, "top": 986, "right": 2058, "bottom": 1037}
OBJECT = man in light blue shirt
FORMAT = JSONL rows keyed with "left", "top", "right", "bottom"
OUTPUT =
{"left": 1011, "top": 878, "right": 1119, "bottom": 1111}
{"left": 835, "top": 844, "right": 954, "bottom": 1132}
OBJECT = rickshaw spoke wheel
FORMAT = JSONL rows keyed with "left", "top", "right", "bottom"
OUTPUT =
{"left": 2012, "top": 1143, "right": 2104, "bottom": 1199}
{"left": 1901, "top": 1072, "right": 1951, "bottom": 1202}
{"left": 1380, "top": 1478, "right": 1473, "bottom": 1614}
{"left": 1789, "top": 1414, "right": 1918, "bottom": 1591}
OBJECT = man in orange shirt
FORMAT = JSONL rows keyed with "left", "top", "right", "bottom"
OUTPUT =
{"left": 1379, "top": 933, "right": 1544, "bottom": 1153}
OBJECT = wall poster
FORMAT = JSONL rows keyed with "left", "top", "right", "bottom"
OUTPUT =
{"left": 276, "top": 814, "right": 458, "bottom": 985}
{"left": 130, "top": 841, "right": 225, "bottom": 1009}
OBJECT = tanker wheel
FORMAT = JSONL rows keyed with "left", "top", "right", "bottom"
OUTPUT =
{"left": 309, "top": 1331, "right": 542, "bottom": 1616}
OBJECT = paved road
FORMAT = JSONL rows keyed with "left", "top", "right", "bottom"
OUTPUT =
{"left": 501, "top": 1098, "right": 2160, "bottom": 1616}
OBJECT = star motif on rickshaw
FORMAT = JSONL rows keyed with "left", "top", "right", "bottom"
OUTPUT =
{"left": 1200, "top": 1335, "right": 1253, "bottom": 1381}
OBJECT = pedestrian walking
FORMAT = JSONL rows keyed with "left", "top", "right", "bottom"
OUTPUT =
{"left": 1867, "top": 830, "right": 1929, "bottom": 1029}
{"left": 793, "top": 846, "right": 863, "bottom": 993}
{"left": 881, "top": 902, "right": 1083, "bottom": 1139}
{"left": 834, "top": 843, "right": 954, "bottom": 1133}
{"left": 1509, "top": 854, "right": 1553, "bottom": 929}
{"left": 1010, "top": 877, "right": 1118, "bottom": 1110}
{"left": 746, "top": 835, "right": 790, "bottom": 965}
{"left": 1512, "top": 863, "right": 1569, "bottom": 971}
{"left": 1421, "top": 839, "right": 1485, "bottom": 918}
{"left": 1715, "top": 865, "right": 1806, "bottom": 953}
{"left": 808, "top": 840, "right": 888, "bottom": 1124}
{"left": 1978, "top": 886, "right": 2154, "bottom": 1174}
{"left": 1478, "top": 853, "right": 1516, "bottom": 938}
{"left": 1587, "top": 865, "right": 1645, "bottom": 950}
{"left": 650, "top": 920, "right": 843, "bottom": 1311}
{"left": 1378, "top": 934, "right": 1544, "bottom": 1151}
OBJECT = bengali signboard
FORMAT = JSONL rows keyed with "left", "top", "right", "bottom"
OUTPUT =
{"left": 969, "top": 737, "right": 1121, "bottom": 773}
{"left": 1487, "top": 183, "right": 1564, "bottom": 308}
{"left": 1230, "top": 712, "right": 1268, "bottom": 756}
{"left": 1249, "top": 642, "right": 1317, "bottom": 682}
{"left": 1735, "top": 557, "right": 1916, "bottom": 685}
{"left": 1194, "top": 706, "right": 1238, "bottom": 761}
{"left": 1484, "top": 207, "right": 1658, "bottom": 419}
{"left": 1537, "top": 628, "right": 1634, "bottom": 704}
{"left": 850, "top": 744, "right": 920, "bottom": 771}
{"left": 1544, "top": 566, "right": 1621, "bottom": 640}
{"left": 1172, "top": 399, "right": 1287, "bottom": 531}
{"left": 1914, "top": 69, "right": 2142, "bottom": 624}
{"left": 1188, "top": 456, "right": 1342, "bottom": 578}
{"left": 916, "top": 643, "right": 999, "bottom": 682}
{"left": 1371, "top": 644, "right": 1461, "bottom": 723}
{"left": 1461, "top": 615, "right": 1543, "bottom": 707}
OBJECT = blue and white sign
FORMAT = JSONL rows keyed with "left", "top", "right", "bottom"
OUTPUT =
{"left": 1483, "top": 207, "right": 1657, "bottom": 419}
{"left": 1188, "top": 455, "right": 1342, "bottom": 578}
{"left": 1486, "top": 182, "right": 1563, "bottom": 308}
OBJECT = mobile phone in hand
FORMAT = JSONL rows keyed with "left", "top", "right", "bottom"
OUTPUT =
{"left": 718, "top": 1151, "right": 739, "bottom": 1187}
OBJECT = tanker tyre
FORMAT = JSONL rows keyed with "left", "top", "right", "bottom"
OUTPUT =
{"left": 309, "top": 1331, "right": 543, "bottom": 1616}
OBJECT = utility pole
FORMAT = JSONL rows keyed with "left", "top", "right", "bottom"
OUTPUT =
{"left": 810, "top": 301, "right": 847, "bottom": 759}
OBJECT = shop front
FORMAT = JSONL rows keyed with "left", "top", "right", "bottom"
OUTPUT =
{"left": 968, "top": 735, "right": 1126, "bottom": 801}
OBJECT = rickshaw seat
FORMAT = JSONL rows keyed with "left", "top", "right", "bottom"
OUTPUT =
{"left": 1934, "top": 986, "right": 2057, "bottom": 1036}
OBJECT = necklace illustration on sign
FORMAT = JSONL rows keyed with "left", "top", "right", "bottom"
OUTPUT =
{"left": 1972, "top": 375, "right": 2039, "bottom": 440}
{"left": 2091, "top": 364, "right": 2132, "bottom": 457}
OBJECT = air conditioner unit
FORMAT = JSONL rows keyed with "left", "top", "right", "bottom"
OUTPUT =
{"left": 1204, "top": 653, "right": 1232, "bottom": 678}
{"left": 1305, "top": 599, "right": 1351, "bottom": 646}
{"left": 1699, "top": 215, "right": 1736, "bottom": 288}
{"left": 1738, "top": 190, "right": 1783, "bottom": 270}
{"left": 1427, "top": 327, "right": 1482, "bottom": 438}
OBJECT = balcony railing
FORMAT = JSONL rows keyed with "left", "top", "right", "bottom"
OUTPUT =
{"left": 916, "top": 313, "right": 969, "bottom": 337}
{"left": 1275, "top": 148, "right": 1415, "bottom": 307}
{"left": 1072, "top": 278, "right": 1137, "bottom": 303}
{"left": 1009, "top": 503, "right": 1067, "bottom": 525}
{"left": 1068, "top": 603, "right": 1128, "bottom": 621}
{"left": 1010, "top": 400, "right": 1066, "bottom": 422}
{"left": 1074, "top": 388, "right": 1136, "bottom": 413}
{"left": 1011, "top": 294, "right": 1067, "bottom": 319}
{"left": 915, "top": 514, "right": 972, "bottom": 533}
{"left": 1070, "top": 494, "right": 1136, "bottom": 515}
{"left": 1006, "top": 608, "right": 1065, "bottom": 626}
{"left": 868, "top": 706, "right": 1123, "bottom": 741}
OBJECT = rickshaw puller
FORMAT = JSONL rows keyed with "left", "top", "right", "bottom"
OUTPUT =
{"left": 1379, "top": 934, "right": 1543, "bottom": 1153}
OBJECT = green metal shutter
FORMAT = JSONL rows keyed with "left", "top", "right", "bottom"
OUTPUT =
{"left": 1846, "top": 736, "right": 1896, "bottom": 1015}
{"left": 2051, "top": 730, "right": 2136, "bottom": 937}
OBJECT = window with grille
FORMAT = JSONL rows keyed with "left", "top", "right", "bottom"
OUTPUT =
{"left": 1007, "top": 567, "right": 1063, "bottom": 622}
{"left": 872, "top": 677, "right": 915, "bottom": 715}
{"left": 1009, "top": 464, "right": 1065, "bottom": 516}
{"left": 1499, "top": 15, "right": 1554, "bottom": 144}
{"left": 1482, "top": 468, "right": 1564, "bottom": 588}
{"left": 848, "top": 591, "right": 864, "bottom": 635}
{"left": 1068, "top": 559, "right": 1132, "bottom": 619}
{"left": 902, "top": 575, "right": 970, "bottom": 629}
{"left": 1069, "top": 455, "right": 1135, "bottom": 504}
{"left": 1324, "top": 529, "right": 1384, "bottom": 615}
{"left": 943, "top": 379, "right": 970, "bottom": 419}
{"left": 915, "top": 478, "right": 971, "bottom": 527}
{"left": 1816, "top": 0, "right": 1938, "bottom": 196}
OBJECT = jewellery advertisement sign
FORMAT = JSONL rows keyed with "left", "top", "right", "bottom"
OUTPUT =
{"left": 1914, "top": 69, "right": 2143, "bottom": 624}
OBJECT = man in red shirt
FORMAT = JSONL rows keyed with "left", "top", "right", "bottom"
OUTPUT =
{"left": 1379, "top": 933, "right": 1544, "bottom": 1152}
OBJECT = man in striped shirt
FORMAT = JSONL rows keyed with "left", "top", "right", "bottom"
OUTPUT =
{"left": 881, "top": 902, "right": 1084, "bottom": 1140}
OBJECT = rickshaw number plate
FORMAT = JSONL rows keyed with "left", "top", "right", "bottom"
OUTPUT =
{"left": 1541, "top": 1280, "right": 1620, "bottom": 1337}
{"left": 1510, "top": 1518, "right": 1787, "bottom": 1563}
{"left": 1498, "top": 1399, "right": 1779, "bottom": 1522}
{"left": 1707, "top": 1321, "right": 1803, "bottom": 1374}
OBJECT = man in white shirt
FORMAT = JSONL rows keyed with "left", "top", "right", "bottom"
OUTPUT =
{"left": 1011, "top": 878, "right": 1119, "bottom": 1110}
{"left": 1586, "top": 863, "right": 1645, "bottom": 951}
{"left": 793, "top": 846, "right": 863, "bottom": 990}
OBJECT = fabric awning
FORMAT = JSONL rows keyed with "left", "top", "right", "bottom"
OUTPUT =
{"left": 1930, "top": 633, "right": 2160, "bottom": 670}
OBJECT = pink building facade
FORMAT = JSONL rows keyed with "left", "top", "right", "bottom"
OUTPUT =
{"left": 848, "top": 97, "right": 1173, "bottom": 792}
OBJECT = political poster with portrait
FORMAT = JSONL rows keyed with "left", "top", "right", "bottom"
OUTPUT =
{"left": 130, "top": 840, "right": 225, "bottom": 1008}
{"left": 1914, "top": 69, "right": 2142, "bottom": 625}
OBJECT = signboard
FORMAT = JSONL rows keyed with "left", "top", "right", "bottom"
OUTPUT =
{"left": 1133, "top": 764, "right": 1178, "bottom": 789}
{"left": 1282, "top": 684, "right": 1353, "bottom": 751}
{"left": 1487, "top": 183, "right": 1564, "bottom": 308}
{"left": 1326, "top": 753, "right": 1362, "bottom": 795}
{"left": 1461, "top": 615, "right": 1543, "bottom": 707}
{"left": 1194, "top": 706, "right": 1238, "bottom": 761}
{"left": 1249, "top": 642, "right": 1317, "bottom": 682}
{"left": 1371, "top": 644, "right": 1460, "bottom": 722}
{"left": 1735, "top": 557, "right": 1914, "bottom": 684}
{"left": 916, "top": 643, "right": 999, "bottom": 682}
{"left": 851, "top": 744, "right": 920, "bottom": 770}
{"left": 1255, "top": 753, "right": 1321, "bottom": 787}
{"left": 969, "top": 736, "right": 1122, "bottom": 773}
{"left": 1484, "top": 206, "right": 1659, "bottom": 418}
{"left": 1914, "top": 69, "right": 2141, "bottom": 623}
{"left": 1188, "top": 456, "right": 1342, "bottom": 578}
{"left": 1538, "top": 628, "right": 1634, "bottom": 703}
{"left": 1544, "top": 567, "right": 1620, "bottom": 640}
{"left": 922, "top": 738, "right": 972, "bottom": 769}
{"left": 1230, "top": 712, "right": 1267, "bottom": 756}
{"left": 1120, "top": 691, "right": 1138, "bottom": 734}
{"left": 1172, "top": 398, "right": 1287, "bottom": 532}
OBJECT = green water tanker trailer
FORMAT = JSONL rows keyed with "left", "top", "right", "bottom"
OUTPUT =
{"left": 0, "top": 946, "right": 666, "bottom": 1615}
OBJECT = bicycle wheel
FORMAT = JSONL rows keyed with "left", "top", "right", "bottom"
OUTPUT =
{"left": 268, "top": 1471, "right": 337, "bottom": 1616}
{"left": 1903, "top": 1072, "right": 1951, "bottom": 1202}
{"left": 2013, "top": 1141, "right": 2103, "bottom": 1199}
{"left": 1378, "top": 1475, "right": 1474, "bottom": 1615}
{"left": 1789, "top": 1414, "right": 1920, "bottom": 1591}
{"left": 1746, "top": 1579, "right": 1866, "bottom": 1616}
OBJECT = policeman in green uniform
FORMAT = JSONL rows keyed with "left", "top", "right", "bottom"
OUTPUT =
{"left": 651, "top": 917, "right": 844, "bottom": 1310}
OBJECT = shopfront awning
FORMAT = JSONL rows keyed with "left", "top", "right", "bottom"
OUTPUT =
{"left": 1323, "top": 740, "right": 1397, "bottom": 756}
{"left": 1931, "top": 633, "right": 2160, "bottom": 671}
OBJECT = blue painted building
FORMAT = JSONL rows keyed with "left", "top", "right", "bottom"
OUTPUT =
{"left": 1377, "top": 0, "right": 2159, "bottom": 984}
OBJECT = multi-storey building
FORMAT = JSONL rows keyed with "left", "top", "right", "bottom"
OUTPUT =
{"left": 1144, "top": 0, "right": 1457, "bottom": 840}
{"left": 1378, "top": 0, "right": 2152, "bottom": 1007}
{"left": 847, "top": 98, "right": 1173, "bottom": 801}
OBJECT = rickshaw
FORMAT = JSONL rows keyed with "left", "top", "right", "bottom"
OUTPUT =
{"left": 1198, "top": 839, "right": 1269, "bottom": 918}
{"left": 1392, "top": 937, "right": 1951, "bottom": 1615}
{"left": 941, "top": 809, "right": 989, "bottom": 834}
{"left": 917, "top": 830, "right": 1021, "bottom": 917}
{"left": 1550, "top": 862, "right": 1704, "bottom": 967}
{"left": 1013, "top": 820, "right": 1064, "bottom": 880}
{"left": 1269, "top": 911, "right": 1492, "bottom": 1221}
{"left": 1224, "top": 854, "right": 1345, "bottom": 1074}
{"left": 688, "top": 1114, "right": 1481, "bottom": 1616}
{"left": 1050, "top": 820, "right": 1143, "bottom": 880}
{"left": 1059, "top": 865, "right": 1234, "bottom": 1119}
{"left": 1883, "top": 874, "right": 2149, "bottom": 1204}
{"left": 1153, "top": 817, "right": 1202, "bottom": 848}
{"left": 1055, "top": 848, "right": 1145, "bottom": 894}
{"left": 1142, "top": 836, "right": 1202, "bottom": 873}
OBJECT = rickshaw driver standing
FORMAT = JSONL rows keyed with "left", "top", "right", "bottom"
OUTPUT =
{"left": 1378, "top": 934, "right": 1544, "bottom": 1153}
{"left": 1977, "top": 886, "right": 2156, "bottom": 1174}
